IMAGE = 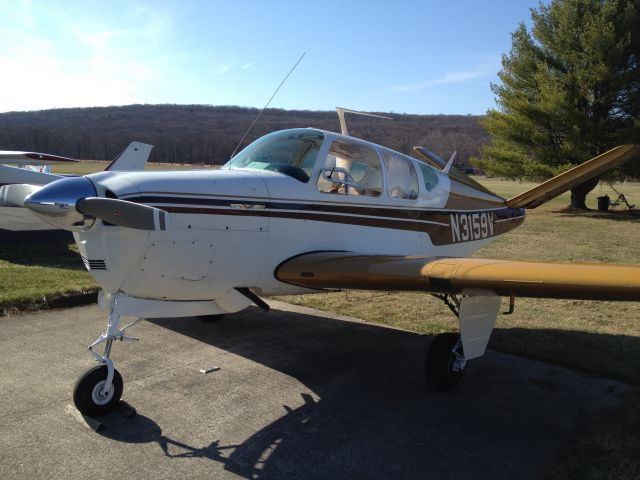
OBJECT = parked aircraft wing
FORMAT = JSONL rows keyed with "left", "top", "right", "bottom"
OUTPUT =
{"left": 506, "top": 144, "right": 638, "bottom": 209}
{"left": 0, "top": 151, "right": 78, "bottom": 166}
{"left": 0, "top": 184, "right": 41, "bottom": 207}
{"left": 0, "top": 164, "right": 63, "bottom": 186}
{"left": 275, "top": 252, "right": 640, "bottom": 301}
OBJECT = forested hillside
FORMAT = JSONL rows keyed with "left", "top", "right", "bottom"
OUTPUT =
{"left": 0, "top": 105, "right": 488, "bottom": 166}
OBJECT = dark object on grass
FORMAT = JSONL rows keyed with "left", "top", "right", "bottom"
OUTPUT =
{"left": 597, "top": 195, "right": 610, "bottom": 212}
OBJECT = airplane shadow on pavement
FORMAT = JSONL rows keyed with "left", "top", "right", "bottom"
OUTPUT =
{"left": 98, "top": 306, "right": 627, "bottom": 480}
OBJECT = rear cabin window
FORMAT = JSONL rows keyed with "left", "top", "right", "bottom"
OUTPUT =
{"left": 418, "top": 163, "right": 439, "bottom": 192}
{"left": 317, "top": 140, "right": 382, "bottom": 197}
{"left": 382, "top": 151, "right": 419, "bottom": 200}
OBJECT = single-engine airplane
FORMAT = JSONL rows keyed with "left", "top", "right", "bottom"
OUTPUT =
{"left": 3, "top": 110, "right": 640, "bottom": 417}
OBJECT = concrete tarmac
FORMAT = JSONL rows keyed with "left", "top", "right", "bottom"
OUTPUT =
{"left": 0, "top": 206, "right": 72, "bottom": 244}
{"left": 0, "top": 206, "right": 55, "bottom": 231}
{"left": 0, "top": 301, "right": 627, "bottom": 480}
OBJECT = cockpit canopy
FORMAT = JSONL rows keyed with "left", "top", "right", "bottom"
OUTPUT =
{"left": 224, "top": 128, "right": 452, "bottom": 206}
{"left": 223, "top": 129, "right": 323, "bottom": 183}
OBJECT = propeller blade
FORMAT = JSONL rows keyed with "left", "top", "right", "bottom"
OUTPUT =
{"left": 0, "top": 184, "right": 42, "bottom": 207}
{"left": 77, "top": 198, "right": 168, "bottom": 231}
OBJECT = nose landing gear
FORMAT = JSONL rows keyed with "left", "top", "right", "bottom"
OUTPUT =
{"left": 73, "top": 295, "right": 139, "bottom": 417}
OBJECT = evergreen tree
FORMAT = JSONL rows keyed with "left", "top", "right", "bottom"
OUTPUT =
{"left": 477, "top": 0, "right": 640, "bottom": 209}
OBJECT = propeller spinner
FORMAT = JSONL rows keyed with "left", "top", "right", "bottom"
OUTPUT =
{"left": 24, "top": 176, "right": 167, "bottom": 231}
{"left": 24, "top": 176, "right": 97, "bottom": 231}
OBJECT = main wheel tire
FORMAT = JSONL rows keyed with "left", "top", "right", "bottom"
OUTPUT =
{"left": 425, "top": 333, "right": 465, "bottom": 392}
{"left": 73, "top": 365, "right": 123, "bottom": 417}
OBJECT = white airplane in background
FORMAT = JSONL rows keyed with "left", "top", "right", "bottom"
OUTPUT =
{"left": 0, "top": 142, "right": 153, "bottom": 206}
{"left": 2, "top": 109, "right": 639, "bottom": 418}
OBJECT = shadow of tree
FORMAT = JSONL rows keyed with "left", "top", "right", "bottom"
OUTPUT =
{"left": 0, "top": 227, "right": 73, "bottom": 246}
{"left": 552, "top": 210, "right": 639, "bottom": 222}
{"left": 0, "top": 238, "right": 83, "bottom": 268}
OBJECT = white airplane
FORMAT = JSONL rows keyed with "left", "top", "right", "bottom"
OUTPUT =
{"left": 0, "top": 142, "right": 153, "bottom": 206}
{"left": 3, "top": 111, "right": 640, "bottom": 417}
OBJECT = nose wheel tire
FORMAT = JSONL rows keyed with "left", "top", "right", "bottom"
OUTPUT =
{"left": 73, "top": 365, "right": 123, "bottom": 417}
{"left": 425, "top": 333, "right": 466, "bottom": 392}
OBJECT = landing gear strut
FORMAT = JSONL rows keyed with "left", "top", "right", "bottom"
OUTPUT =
{"left": 73, "top": 295, "right": 139, "bottom": 416}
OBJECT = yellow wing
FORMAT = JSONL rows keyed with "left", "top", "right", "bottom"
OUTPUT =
{"left": 275, "top": 252, "right": 640, "bottom": 301}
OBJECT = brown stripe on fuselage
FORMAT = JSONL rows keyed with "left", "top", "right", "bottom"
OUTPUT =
{"left": 443, "top": 191, "right": 506, "bottom": 210}
{"left": 155, "top": 203, "right": 525, "bottom": 246}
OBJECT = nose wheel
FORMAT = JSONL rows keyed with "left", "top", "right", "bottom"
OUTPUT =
{"left": 73, "top": 365, "right": 123, "bottom": 416}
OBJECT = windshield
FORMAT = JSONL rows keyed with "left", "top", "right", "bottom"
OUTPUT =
{"left": 224, "top": 129, "right": 325, "bottom": 183}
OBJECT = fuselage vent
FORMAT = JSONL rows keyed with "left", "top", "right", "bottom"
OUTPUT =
{"left": 81, "top": 256, "right": 107, "bottom": 271}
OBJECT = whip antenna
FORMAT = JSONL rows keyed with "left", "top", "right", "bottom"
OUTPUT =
{"left": 230, "top": 52, "right": 306, "bottom": 159}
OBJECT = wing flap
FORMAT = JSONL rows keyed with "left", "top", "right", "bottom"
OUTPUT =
{"left": 275, "top": 252, "right": 640, "bottom": 301}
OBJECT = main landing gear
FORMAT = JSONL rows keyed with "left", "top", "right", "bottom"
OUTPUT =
{"left": 424, "top": 291, "right": 502, "bottom": 392}
{"left": 425, "top": 332, "right": 466, "bottom": 391}
{"left": 425, "top": 294, "right": 467, "bottom": 391}
{"left": 73, "top": 299, "right": 140, "bottom": 416}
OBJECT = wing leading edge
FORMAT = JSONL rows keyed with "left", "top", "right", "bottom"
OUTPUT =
{"left": 275, "top": 252, "right": 640, "bottom": 301}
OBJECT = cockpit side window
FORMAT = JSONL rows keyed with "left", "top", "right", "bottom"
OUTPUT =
{"left": 317, "top": 140, "right": 382, "bottom": 197}
{"left": 382, "top": 150, "right": 419, "bottom": 201}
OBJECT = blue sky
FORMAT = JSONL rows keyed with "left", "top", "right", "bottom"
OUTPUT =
{"left": 0, "top": 0, "right": 541, "bottom": 115}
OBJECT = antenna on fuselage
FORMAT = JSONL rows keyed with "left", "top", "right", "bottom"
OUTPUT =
{"left": 335, "top": 107, "right": 392, "bottom": 136}
{"left": 229, "top": 52, "right": 306, "bottom": 159}
{"left": 443, "top": 151, "right": 458, "bottom": 173}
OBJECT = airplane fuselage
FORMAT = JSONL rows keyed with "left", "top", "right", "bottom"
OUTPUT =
{"left": 73, "top": 129, "right": 524, "bottom": 310}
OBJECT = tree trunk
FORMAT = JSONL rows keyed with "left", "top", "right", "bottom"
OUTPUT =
{"left": 570, "top": 177, "right": 599, "bottom": 210}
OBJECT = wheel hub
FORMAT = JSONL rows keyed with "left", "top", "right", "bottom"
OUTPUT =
{"left": 91, "top": 380, "right": 114, "bottom": 405}
{"left": 450, "top": 339, "right": 467, "bottom": 373}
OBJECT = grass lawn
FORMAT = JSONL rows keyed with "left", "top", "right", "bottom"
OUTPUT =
{"left": 1, "top": 175, "right": 639, "bottom": 477}
{"left": 0, "top": 241, "right": 97, "bottom": 315}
